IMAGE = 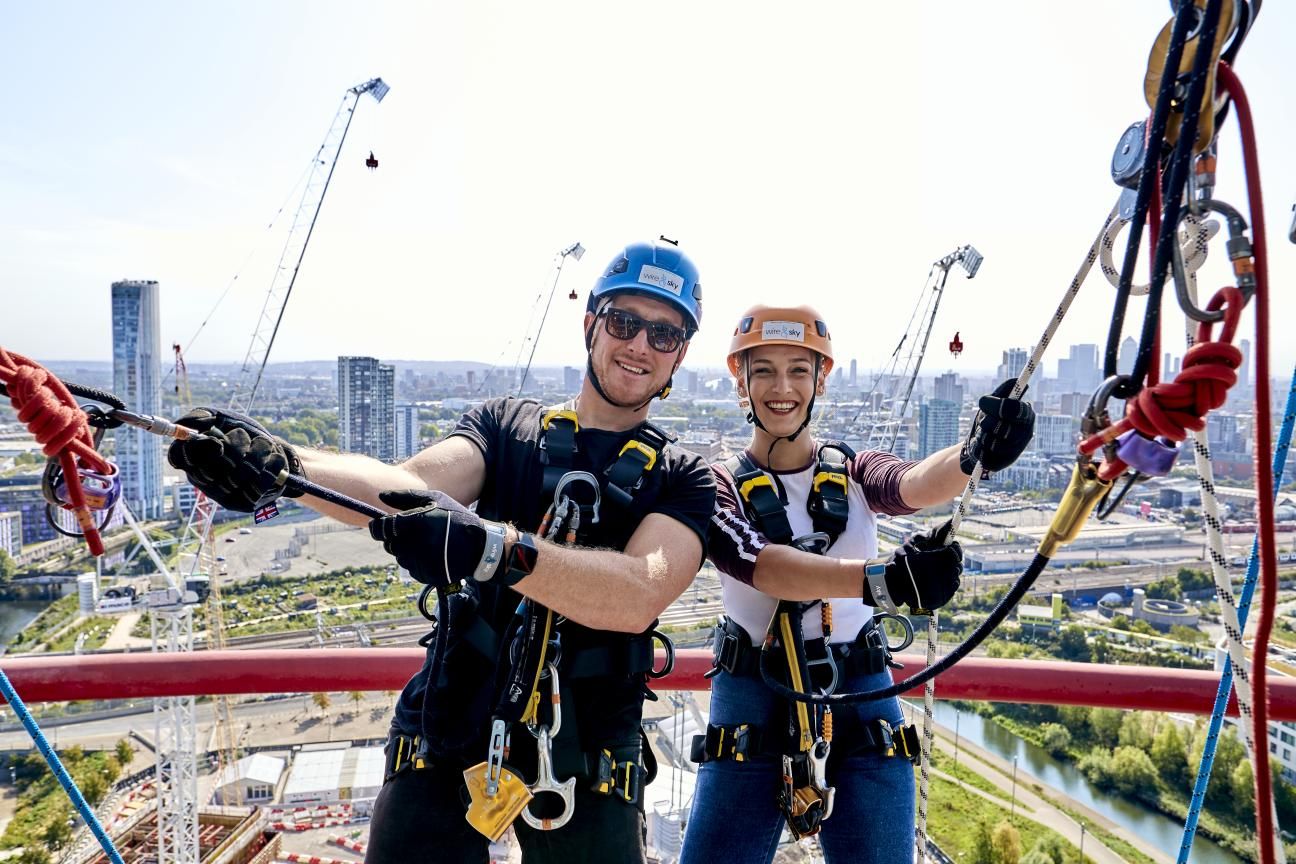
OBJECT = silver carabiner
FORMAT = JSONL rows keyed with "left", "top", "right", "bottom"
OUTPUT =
{"left": 522, "top": 665, "right": 575, "bottom": 831}
{"left": 809, "top": 737, "right": 835, "bottom": 821}
{"left": 553, "top": 470, "right": 601, "bottom": 525}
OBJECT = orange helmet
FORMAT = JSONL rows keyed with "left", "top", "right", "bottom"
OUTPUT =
{"left": 726, "top": 305, "right": 834, "bottom": 377}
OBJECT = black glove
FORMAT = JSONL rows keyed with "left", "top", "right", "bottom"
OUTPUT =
{"left": 960, "top": 379, "right": 1036, "bottom": 476}
{"left": 866, "top": 520, "right": 963, "bottom": 613}
{"left": 368, "top": 490, "right": 504, "bottom": 590}
{"left": 167, "top": 408, "right": 302, "bottom": 512}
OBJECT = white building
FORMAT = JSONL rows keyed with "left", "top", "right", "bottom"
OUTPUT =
{"left": 111, "top": 280, "right": 165, "bottom": 519}
{"left": 394, "top": 403, "right": 419, "bottom": 461}
{"left": 212, "top": 753, "right": 286, "bottom": 805}
{"left": 0, "top": 511, "right": 20, "bottom": 557}
{"left": 1034, "top": 414, "right": 1076, "bottom": 456}
{"left": 281, "top": 745, "right": 384, "bottom": 805}
{"left": 338, "top": 356, "right": 395, "bottom": 462}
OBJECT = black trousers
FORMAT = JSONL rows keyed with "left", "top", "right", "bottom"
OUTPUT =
{"left": 365, "top": 761, "right": 647, "bottom": 863}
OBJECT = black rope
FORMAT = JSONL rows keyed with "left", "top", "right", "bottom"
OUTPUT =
{"left": 758, "top": 555, "right": 1051, "bottom": 704}
{"left": 1103, "top": 1, "right": 1198, "bottom": 396}
{"left": 1128, "top": 0, "right": 1224, "bottom": 394}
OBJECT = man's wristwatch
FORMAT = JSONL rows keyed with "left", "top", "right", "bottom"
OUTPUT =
{"left": 497, "top": 530, "right": 539, "bottom": 588}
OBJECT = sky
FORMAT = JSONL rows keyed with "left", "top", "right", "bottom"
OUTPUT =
{"left": 2, "top": 1, "right": 1294, "bottom": 382}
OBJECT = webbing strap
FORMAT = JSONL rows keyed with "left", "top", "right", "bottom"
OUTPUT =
{"left": 725, "top": 453, "right": 794, "bottom": 544}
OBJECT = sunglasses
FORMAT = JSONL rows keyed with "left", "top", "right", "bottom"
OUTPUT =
{"left": 599, "top": 307, "right": 687, "bottom": 353}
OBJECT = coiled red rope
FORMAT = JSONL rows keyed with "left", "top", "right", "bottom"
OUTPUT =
{"left": 0, "top": 347, "right": 110, "bottom": 555}
{"left": 1079, "top": 285, "right": 1243, "bottom": 481}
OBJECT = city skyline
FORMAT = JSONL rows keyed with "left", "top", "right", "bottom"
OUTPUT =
{"left": 4, "top": 4, "right": 1296, "bottom": 380}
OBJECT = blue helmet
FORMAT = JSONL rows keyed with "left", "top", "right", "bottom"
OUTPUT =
{"left": 586, "top": 239, "right": 702, "bottom": 336}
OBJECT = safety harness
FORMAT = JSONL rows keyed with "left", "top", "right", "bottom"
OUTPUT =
{"left": 691, "top": 442, "right": 918, "bottom": 840}
{"left": 386, "top": 404, "right": 673, "bottom": 842}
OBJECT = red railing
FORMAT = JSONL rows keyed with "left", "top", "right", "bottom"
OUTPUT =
{"left": 3, "top": 649, "right": 1293, "bottom": 719}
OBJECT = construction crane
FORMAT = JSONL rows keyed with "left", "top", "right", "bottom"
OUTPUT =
{"left": 854, "top": 245, "right": 982, "bottom": 454}
{"left": 160, "top": 76, "right": 388, "bottom": 864}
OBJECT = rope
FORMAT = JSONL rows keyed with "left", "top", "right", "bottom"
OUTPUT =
{"left": 914, "top": 612, "right": 937, "bottom": 861}
{"left": 0, "top": 348, "right": 112, "bottom": 555}
{"left": 1079, "top": 286, "right": 1244, "bottom": 481}
{"left": 1217, "top": 60, "right": 1280, "bottom": 861}
{"left": 1178, "top": 349, "right": 1294, "bottom": 863}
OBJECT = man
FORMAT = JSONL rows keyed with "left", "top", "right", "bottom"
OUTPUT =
{"left": 168, "top": 239, "right": 715, "bottom": 862}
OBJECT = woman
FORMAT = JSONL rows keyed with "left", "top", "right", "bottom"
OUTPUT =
{"left": 679, "top": 305, "right": 1034, "bottom": 863}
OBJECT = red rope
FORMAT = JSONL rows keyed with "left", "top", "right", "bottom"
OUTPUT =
{"left": 0, "top": 347, "right": 110, "bottom": 555}
{"left": 1079, "top": 287, "right": 1243, "bottom": 482}
{"left": 1217, "top": 61, "right": 1278, "bottom": 863}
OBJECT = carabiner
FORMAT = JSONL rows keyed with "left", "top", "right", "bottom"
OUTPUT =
{"left": 648, "top": 629, "right": 675, "bottom": 679}
{"left": 874, "top": 613, "right": 915, "bottom": 653}
{"left": 552, "top": 470, "right": 601, "bottom": 525}
{"left": 1173, "top": 198, "right": 1253, "bottom": 322}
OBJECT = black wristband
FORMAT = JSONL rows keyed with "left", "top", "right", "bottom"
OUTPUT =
{"left": 496, "top": 531, "right": 539, "bottom": 587}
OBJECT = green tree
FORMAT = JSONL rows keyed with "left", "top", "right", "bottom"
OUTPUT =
{"left": 1110, "top": 746, "right": 1157, "bottom": 796}
{"left": 1150, "top": 722, "right": 1188, "bottom": 789}
{"left": 1040, "top": 723, "right": 1072, "bottom": 756}
{"left": 971, "top": 820, "right": 996, "bottom": 864}
{"left": 1146, "top": 576, "right": 1182, "bottom": 600}
{"left": 0, "top": 548, "right": 16, "bottom": 589}
{"left": 991, "top": 820, "right": 1022, "bottom": 864}
{"left": 1178, "top": 567, "right": 1212, "bottom": 592}
{"left": 1169, "top": 624, "right": 1205, "bottom": 643}
{"left": 1110, "top": 615, "right": 1131, "bottom": 631}
{"left": 1022, "top": 835, "right": 1065, "bottom": 864}
{"left": 16, "top": 848, "right": 52, "bottom": 864}
{"left": 1090, "top": 634, "right": 1110, "bottom": 663}
{"left": 1191, "top": 725, "right": 1245, "bottom": 808}
{"left": 349, "top": 690, "right": 365, "bottom": 715}
{"left": 78, "top": 771, "right": 107, "bottom": 807}
{"left": 1057, "top": 625, "right": 1089, "bottom": 661}
{"left": 1078, "top": 746, "right": 1114, "bottom": 789}
{"left": 42, "top": 815, "right": 72, "bottom": 850}
{"left": 1231, "top": 758, "right": 1255, "bottom": 820}
{"left": 1118, "top": 711, "right": 1155, "bottom": 751}
{"left": 115, "top": 739, "right": 133, "bottom": 767}
{"left": 1089, "top": 708, "right": 1123, "bottom": 748}
{"left": 312, "top": 692, "right": 331, "bottom": 717}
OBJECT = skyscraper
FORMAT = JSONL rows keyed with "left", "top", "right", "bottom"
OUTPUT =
{"left": 934, "top": 372, "right": 963, "bottom": 407}
{"left": 394, "top": 403, "right": 419, "bottom": 461}
{"left": 338, "top": 356, "right": 395, "bottom": 461}
{"left": 849, "top": 359, "right": 858, "bottom": 389}
{"left": 111, "top": 280, "right": 165, "bottom": 519}
{"left": 997, "top": 348, "right": 1028, "bottom": 384}
{"left": 918, "top": 399, "right": 961, "bottom": 458}
{"left": 1118, "top": 336, "right": 1137, "bottom": 376}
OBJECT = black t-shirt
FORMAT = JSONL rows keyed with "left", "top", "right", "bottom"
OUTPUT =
{"left": 392, "top": 397, "right": 715, "bottom": 754}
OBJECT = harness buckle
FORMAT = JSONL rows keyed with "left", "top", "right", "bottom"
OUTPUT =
{"left": 712, "top": 622, "right": 744, "bottom": 677}
{"left": 737, "top": 473, "right": 776, "bottom": 502}
{"left": 594, "top": 749, "right": 644, "bottom": 805}
{"left": 617, "top": 440, "right": 658, "bottom": 473}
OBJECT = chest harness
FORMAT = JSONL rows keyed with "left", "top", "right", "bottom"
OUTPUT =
{"left": 386, "top": 405, "right": 675, "bottom": 842}
{"left": 690, "top": 442, "right": 920, "bottom": 840}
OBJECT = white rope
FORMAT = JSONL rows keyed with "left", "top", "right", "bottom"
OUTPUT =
{"left": 913, "top": 202, "right": 1119, "bottom": 860}
{"left": 1181, "top": 272, "right": 1286, "bottom": 862}
{"left": 1099, "top": 212, "right": 1218, "bottom": 294}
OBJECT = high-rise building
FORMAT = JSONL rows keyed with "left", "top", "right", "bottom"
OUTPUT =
{"left": 1034, "top": 414, "right": 1075, "bottom": 456}
{"left": 686, "top": 369, "right": 700, "bottom": 394}
{"left": 996, "top": 348, "right": 1028, "bottom": 384}
{"left": 338, "top": 356, "right": 395, "bottom": 461}
{"left": 0, "top": 511, "right": 21, "bottom": 557}
{"left": 934, "top": 372, "right": 963, "bottom": 407}
{"left": 1056, "top": 343, "right": 1100, "bottom": 394}
{"left": 1118, "top": 336, "right": 1138, "bottom": 376}
{"left": 394, "top": 403, "right": 419, "bottom": 461}
{"left": 1240, "top": 338, "right": 1252, "bottom": 389}
{"left": 111, "top": 280, "right": 165, "bottom": 519}
{"left": 563, "top": 366, "right": 583, "bottom": 393}
{"left": 849, "top": 359, "right": 858, "bottom": 389}
{"left": 918, "top": 399, "right": 961, "bottom": 458}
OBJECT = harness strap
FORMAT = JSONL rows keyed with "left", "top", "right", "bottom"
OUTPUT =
{"left": 808, "top": 441, "right": 854, "bottom": 545}
{"left": 710, "top": 616, "right": 889, "bottom": 681}
{"left": 604, "top": 421, "right": 674, "bottom": 510}
{"left": 564, "top": 635, "right": 656, "bottom": 679}
{"left": 690, "top": 718, "right": 919, "bottom": 765}
{"left": 724, "top": 453, "right": 794, "bottom": 544}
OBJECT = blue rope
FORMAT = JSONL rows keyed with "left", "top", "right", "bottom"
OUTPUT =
{"left": 1178, "top": 367, "right": 1296, "bottom": 863}
{"left": 0, "top": 667, "right": 125, "bottom": 864}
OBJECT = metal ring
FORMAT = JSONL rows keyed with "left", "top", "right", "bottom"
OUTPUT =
{"left": 552, "top": 470, "right": 601, "bottom": 524}
{"left": 875, "top": 613, "right": 915, "bottom": 653}
{"left": 647, "top": 629, "right": 675, "bottom": 679}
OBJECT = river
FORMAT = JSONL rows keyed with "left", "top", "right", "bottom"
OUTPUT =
{"left": 0, "top": 600, "right": 46, "bottom": 649}
{"left": 926, "top": 701, "right": 1243, "bottom": 864}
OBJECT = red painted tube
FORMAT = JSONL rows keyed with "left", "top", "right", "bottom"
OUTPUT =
{"left": 0, "top": 649, "right": 1290, "bottom": 719}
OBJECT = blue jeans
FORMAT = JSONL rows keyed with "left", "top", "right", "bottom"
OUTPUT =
{"left": 680, "top": 667, "right": 915, "bottom": 864}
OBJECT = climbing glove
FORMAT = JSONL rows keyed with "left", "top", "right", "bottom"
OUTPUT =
{"left": 369, "top": 489, "right": 508, "bottom": 590}
{"left": 960, "top": 379, "right": 1036, "bottom": 476}
{"left": 167, "top": 408, "right": 302, "bottom": 512}
{"left": 864, "top": 519, "right": 963, "bottom": 614}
